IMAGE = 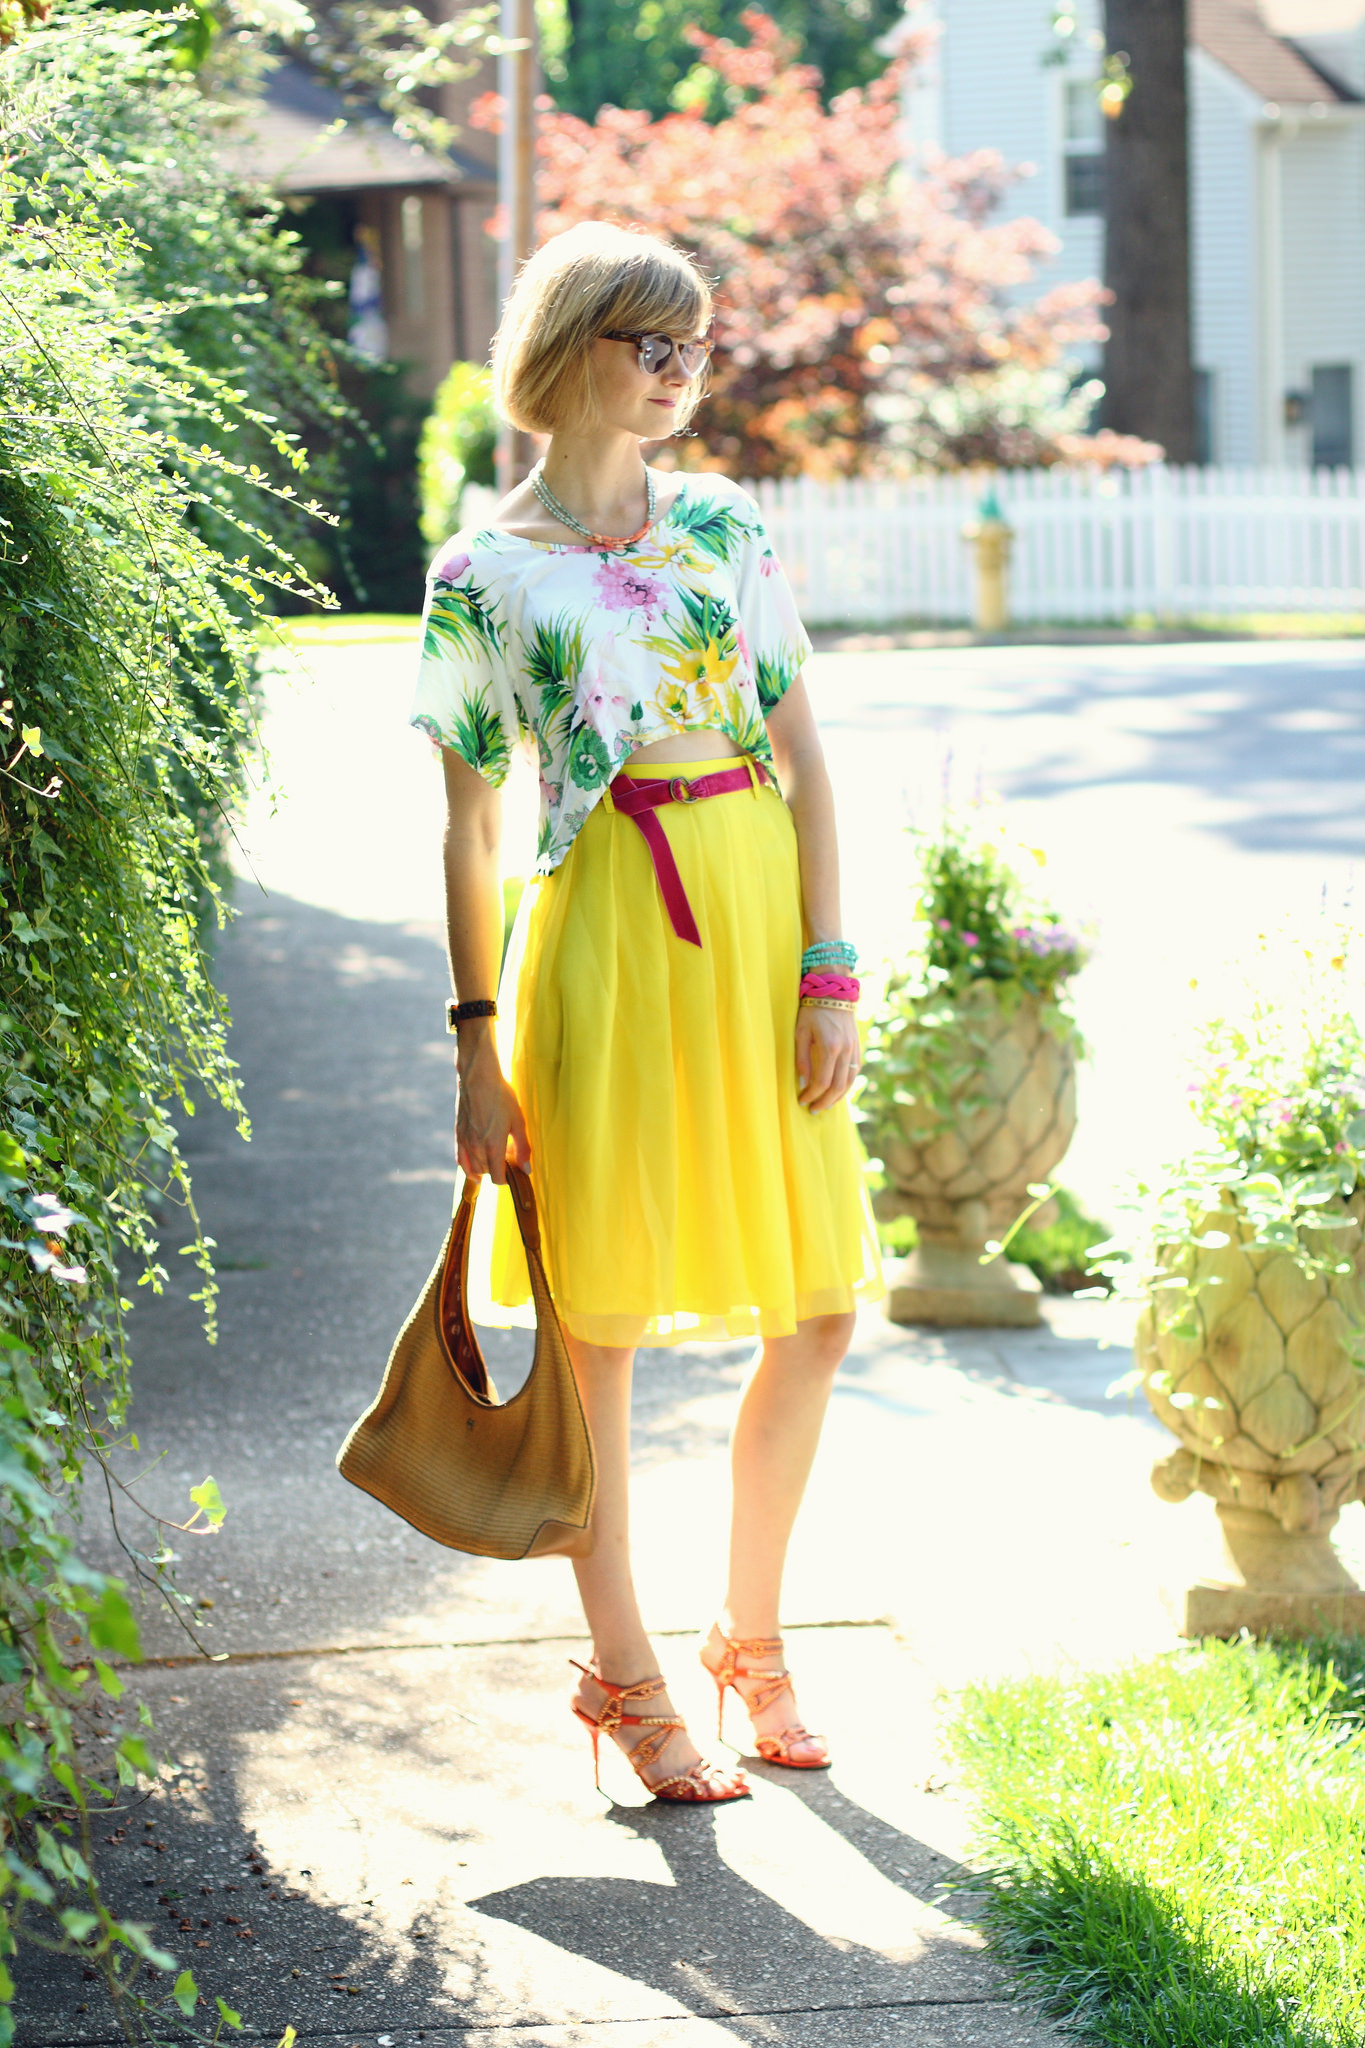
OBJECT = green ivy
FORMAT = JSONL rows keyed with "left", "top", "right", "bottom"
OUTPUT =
{"left": 0, "top": 14, "right": 341, "bottom": 2032}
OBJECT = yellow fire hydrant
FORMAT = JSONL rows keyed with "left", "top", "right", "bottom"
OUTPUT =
{"left": 962, "top": 482, "right": 1015, "bottom": 632}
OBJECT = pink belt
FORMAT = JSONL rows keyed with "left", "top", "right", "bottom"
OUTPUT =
{"left": 606, "top": 760, "right": 773, "bottom": 947}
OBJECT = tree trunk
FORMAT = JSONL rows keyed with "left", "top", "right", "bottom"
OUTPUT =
{"left": 1101, "top": 0, "right": 1196, "bottom": 461}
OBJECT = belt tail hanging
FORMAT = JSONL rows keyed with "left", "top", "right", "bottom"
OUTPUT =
{"left": 627, "top": 808, "right": 702, "bottom": 946}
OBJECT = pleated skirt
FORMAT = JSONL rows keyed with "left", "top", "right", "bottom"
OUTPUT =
{"left": 483, "top": 755, "right": 883, "bottom": 1348}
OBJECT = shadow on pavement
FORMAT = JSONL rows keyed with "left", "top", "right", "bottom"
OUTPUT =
{"left": 825, "top": 644, "right": 1365, "bottom": 858}
{"left": 980, "top": 650, "right": 1365, "bottom": 859}
{"left": 12, "top": 1685, "right": 509, "bottom": 2041}
{"left": 473, "top": 1793, "right": 988, "bottom": 2032}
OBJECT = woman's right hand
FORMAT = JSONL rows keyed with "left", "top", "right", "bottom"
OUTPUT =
{"left": 455, "top": 1025, "right": 531, "bottom": 1184}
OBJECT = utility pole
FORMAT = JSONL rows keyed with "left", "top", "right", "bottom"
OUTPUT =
{"left": 1101, "top": 0, "right": 1196, "bottom": 462}
{"left": 496, "top": 0, "right": 538, "bottom": 495}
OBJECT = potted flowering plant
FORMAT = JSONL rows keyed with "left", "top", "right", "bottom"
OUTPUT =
{"left": 1098, "top": 945, "right": 1365, "bottom": 1635}
{"left": 859, "top": 812, "right": 1088, "bottom": 1326}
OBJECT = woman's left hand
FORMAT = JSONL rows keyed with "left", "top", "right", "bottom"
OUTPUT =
{"left": 795, "top": 1004, "right": 861, "bottom": 1111}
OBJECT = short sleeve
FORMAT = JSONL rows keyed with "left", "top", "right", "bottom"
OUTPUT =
{"left": 733, "top": 505, "right": 814, "bottom": 718}
{"left": 409, "top": 542, "right": 520, "bottom": 787}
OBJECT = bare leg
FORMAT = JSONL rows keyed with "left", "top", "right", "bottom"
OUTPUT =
{"left": 565, "top": 1333, "right": 717, "bottom": 1788}
{"left": 706, "top": 1312, "right": 855, "bottom": 1761}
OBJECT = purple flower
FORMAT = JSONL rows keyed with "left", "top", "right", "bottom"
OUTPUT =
{"left": 593, "top": 556, "right": 666, "bottom": 617}
{"left": 433, "top": 547, "right": 470, "bottom": 582}
{"left": 1012, "top": 922, "right": 1079, "bottom": 960}
{"left": 936, "top": 918, "right": 952, "bottom": 932}
{"left": 962, "top": 931, "right": 979, "bottom": 947}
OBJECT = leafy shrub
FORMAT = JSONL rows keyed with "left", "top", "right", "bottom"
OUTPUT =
{"left": 874, "top": 1185, "right": 1111, "bottom": 1293}
{"left": 1008, "top": 1185, "right": 1113, "bottom": 1293}
{"left": 1093, "top": 929, "right": 1365, "bottom": 1333}
{"left": 908, "top": 813, "right": 1087, "bottom": 999}
{"left": 6, "top": 4, "right": 351, "bottom": 592}
{"left": 0, "top": 16, "right": 337, "bottom": 2029}
{"left": 419, "top": 361, "right": 497, "bottom": 550}
{"left": 859, "top": 811, "right": 1088, "bottom": 1153}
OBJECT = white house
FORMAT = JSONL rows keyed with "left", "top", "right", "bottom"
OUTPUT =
{"left": 899, "top": 0, "right": 1365, "bottom": 466}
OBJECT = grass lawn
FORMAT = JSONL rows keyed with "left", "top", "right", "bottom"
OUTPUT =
{"left": 261, "top": 611, "right": 1365, "bottom": 656}
{"left": 259, "top": 612, "right": 422, "bottom": 651}
{"left": 946, "top": 1634, "right": 1365, "bottom": 2046}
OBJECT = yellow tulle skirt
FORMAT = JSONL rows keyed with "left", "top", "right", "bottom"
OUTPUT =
{"left": 482, "top": 755, "right": 883, "bottom": 1347}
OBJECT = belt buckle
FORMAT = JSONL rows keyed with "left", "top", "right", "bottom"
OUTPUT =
{"left": 669, "top": 775, "right": 696, "bottom": 805}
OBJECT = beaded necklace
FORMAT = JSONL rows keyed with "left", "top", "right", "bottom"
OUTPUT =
{"left": 530, "top": 461, "right": 657, "bottom": 551}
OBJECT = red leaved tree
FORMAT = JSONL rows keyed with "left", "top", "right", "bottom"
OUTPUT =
{"left": 504, "top": 12, "right": 1155, "bottom": 476}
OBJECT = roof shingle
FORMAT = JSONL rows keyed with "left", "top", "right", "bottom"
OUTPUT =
{"left": 1192, "top": 0, "right": 1356, "bottom": 100}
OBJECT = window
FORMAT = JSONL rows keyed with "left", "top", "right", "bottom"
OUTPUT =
{"left": 1063, "top": 78, "right": 1104, "bottom": 217}
{"left": 1064, "top": 77, "right": 1103, "bottom": 147}
{"left": 1311, "top": 365, "right": 1354, "bottom": 469}
{"left": 1194, "top": 368, "right": 1217, "bottom": 466}
{"left": 1065, "top": 154, "right": 1106, "bottom": 215}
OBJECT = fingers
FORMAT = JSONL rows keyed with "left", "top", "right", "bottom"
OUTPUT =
{"left": 798, "top": 1029, "right": 837, "bottom": 1109}
{"left": 456, "top": 1082, "right": 532, "bottom": 1185}
{"left": 796, "top": 1014, "right": 861, "bottom": 1112}
{"left": 458, "top": 1125, "right": 511, "bottom": 1184}
{"left": 508, "top": 1098, "right": 533, "bottom": 1172}
{"left": 812, "top": 1045, "right": 860, "bottom": 1111}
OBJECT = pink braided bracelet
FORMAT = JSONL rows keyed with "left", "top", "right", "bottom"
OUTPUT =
{"left": 799, "top": 971, "right": 861, "bottom": 1004}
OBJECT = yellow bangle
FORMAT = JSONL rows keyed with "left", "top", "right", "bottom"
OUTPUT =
{"left": 799, "top": 996, "right": 858, "bottom": 1012}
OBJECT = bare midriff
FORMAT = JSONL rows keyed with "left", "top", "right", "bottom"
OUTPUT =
{"left": 629, "top": 728, "right": 742, "bottom": 767}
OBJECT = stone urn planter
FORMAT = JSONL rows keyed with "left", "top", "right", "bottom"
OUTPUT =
{"left": 1138, "top": 1195, "right": 1365, "bottom": 1636}
{"left": 874, "top": 982, "right": 1077, "bottom": 1326}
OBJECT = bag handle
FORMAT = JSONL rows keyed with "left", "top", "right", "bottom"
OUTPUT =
{"left": 456, "top": 1161, "right": 541, "bottom": 1252}
{"left": 441, "top": 1164, "right": 546, "bottom": 1403}
{"left": 503, "top": 1161, "right": 543, "bottom": 1254}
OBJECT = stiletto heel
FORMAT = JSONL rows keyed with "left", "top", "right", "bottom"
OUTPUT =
{"left": 570, "top": 1659, "right": 750, "bottom": 1803}
{"left": 700, "top": 1625, "right": 831, "bottom": 1770}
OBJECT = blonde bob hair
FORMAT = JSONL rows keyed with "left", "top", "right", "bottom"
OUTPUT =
{"left": 492, "top": 222, "right": 713, "bottom": 436}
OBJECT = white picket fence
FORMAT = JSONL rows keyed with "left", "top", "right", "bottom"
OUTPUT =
{"left": 747, "top": 465, "right": 1365, "bottom": 628}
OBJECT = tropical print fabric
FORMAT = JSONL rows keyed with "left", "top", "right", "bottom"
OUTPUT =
{"left": 409, "top": 471, "right": 813, "bottom": 872}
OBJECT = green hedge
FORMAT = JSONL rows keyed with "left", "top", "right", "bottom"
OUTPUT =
{"left": 0, "top": 13, "right": 338, "bottom": 2032}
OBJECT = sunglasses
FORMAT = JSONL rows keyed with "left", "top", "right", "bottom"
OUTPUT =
{"left": 601, "top": 330, "right": 714, "bottom": 378}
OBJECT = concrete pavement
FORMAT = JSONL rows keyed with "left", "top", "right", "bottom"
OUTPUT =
{"left": 18, "top": 628, "right": 1365, "bottom": 2039}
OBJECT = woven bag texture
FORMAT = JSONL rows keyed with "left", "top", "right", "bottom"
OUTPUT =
{"left": 337, "top": 1167, "right": 595, "bottom": 1559}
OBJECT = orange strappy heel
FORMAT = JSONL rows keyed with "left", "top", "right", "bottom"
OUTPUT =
{"left": 569, "top": 1660, "right": 750, "bottom": 1803}
{"left": 700, "top": 1626, "right": 831, "bottom": 1770}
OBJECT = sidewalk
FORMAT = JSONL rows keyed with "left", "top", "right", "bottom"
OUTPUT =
{"left": 16, "top": 887, "right": 1202, "bottom": 2046}
{"left": 19, "top": 631, "right": 1365, "bottom": 2040}
{"left": 22, "top": 887, "right": 1114, "bottom": 2045}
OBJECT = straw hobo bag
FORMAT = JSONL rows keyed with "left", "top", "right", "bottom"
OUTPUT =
{"left": 337, "top": 1166, "right": 595, "bottom": 1559}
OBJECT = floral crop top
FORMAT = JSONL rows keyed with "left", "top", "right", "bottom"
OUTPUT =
{"left": 409, "top": 470, "right": 812, "bottom": 873}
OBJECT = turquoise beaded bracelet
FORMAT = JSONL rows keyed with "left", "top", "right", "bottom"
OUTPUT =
{"left": 802, "top": 940, "right": 857, "bottom": 974}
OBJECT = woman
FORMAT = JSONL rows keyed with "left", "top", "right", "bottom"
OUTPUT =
{"left": 412, "top": 222, "right": 882, "bottom": 1803}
